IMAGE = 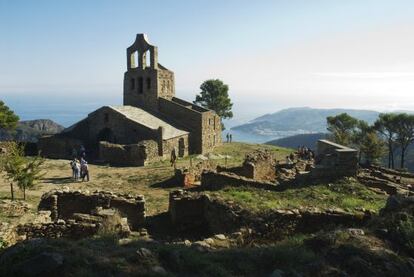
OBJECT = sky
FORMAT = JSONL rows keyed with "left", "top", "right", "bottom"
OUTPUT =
{"left": 1, "top": 0, "right": 414, "bottom": 126}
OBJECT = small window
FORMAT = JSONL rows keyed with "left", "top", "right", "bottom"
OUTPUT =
{"left": 146, "top": 77, "right": 151, "bottom": 89}
{"left": 104, "top": 113, "right": 109, "bottom": 123}
{"left": 130, "top": 78, "right": 135, "bottom": 90}
{"left": 138, "top": 77, "right": 143, "bottom": 94}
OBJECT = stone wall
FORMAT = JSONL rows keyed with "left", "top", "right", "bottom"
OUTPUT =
{"left": 85, "top": 106, "right": 158, "bottom": 145}
{"left": 98, "top": 140, "right": 160, "bottom": 166}
{"left": 158, "top": 97, "right": 202, "bottom": 153}
{"left": 38, "top": 190, "right": 145, "bottom": 230}
{"left": 37, "top": 135, "right": 84, "bottom": 159}
{"left": 16, "top": 221, "right": 99, "bottom": 240}
{"left": 312, "top": 139, "right": 359, "bottom": 179}
{"left": 161, "top": 134, "right": 189, "bottom": 158}
{"left": 218, "top": 150, "right": 276, "bottom": 182}
{"left": 169, "top": 190, "right": 370, "bottom": 237}
{"left": 201, "top": 170, "right": 278, "bottom": 191}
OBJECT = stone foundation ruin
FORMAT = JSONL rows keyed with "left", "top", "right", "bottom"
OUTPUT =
{"left": 38, "top": 190, "right": 145, "bottom": 231}
{"left": 168, "top": 190, "right": 370, "bottom": 238}
{"left": 217, "top": 150, "right": 276, "bottom": 182}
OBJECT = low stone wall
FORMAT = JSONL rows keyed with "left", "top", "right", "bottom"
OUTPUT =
{"left": 217, "top": 150, "right": 276, "bottom": 182}
{"left": 169, "top": 190, "right": 241, "bottom": 234}
{"left": 201, "top": 170, "right": 278, "bottom": 191}
{"left": 16, "top": 220, "right": 99, "bottom": 240}
{"left": 38, "top": 190, "right": 145, "bottom": 230}
{"left": 169, "top": 190, "right": 370, "bottom": 237}
{"left": 98, "top": 140, "right": 160, "bottom": 166}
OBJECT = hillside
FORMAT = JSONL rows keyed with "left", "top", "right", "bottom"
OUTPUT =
{"left": 266, "top": 133, "right": 327, "bottom": 150}
{"left": 0, "top": 119, "right": 64, "bottom": 142}
{"left": 231, "top": 107, "right": 380, "bottom": 138}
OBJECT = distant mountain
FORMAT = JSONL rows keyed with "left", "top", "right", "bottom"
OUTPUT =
{"left": 0, "top": 119, "right": 64, "bottom": 142}
{"left": 266, "top": 133, "right": 327, "bottom": 150}
{"left": 232, "top": 107, "right": 380, "bottom": 137}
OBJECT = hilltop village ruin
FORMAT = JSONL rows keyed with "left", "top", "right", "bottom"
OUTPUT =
{"left": 38, "top": 34, "right": 222, "bottom": 166}
{"left": 2, "top": 35, "right": 414, "bottom": 276}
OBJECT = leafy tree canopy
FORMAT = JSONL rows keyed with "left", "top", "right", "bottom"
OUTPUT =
{"left": 326, "top": 113, "right": 358, "bottom": 145}
{"left": 0, "top": 101, "right": 19, "bottom": 130}
{"left": 194, "top": 79, "right": 233, "bottom": 119}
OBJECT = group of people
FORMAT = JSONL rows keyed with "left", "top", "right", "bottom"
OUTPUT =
{"left": 297, "top": 145, "right": 314, "bottom": 161}
{"left": 284, "top": 146, "right": 315, "bottom": 165}
{"left": 70, "top": 157, "right": 90, "bottom": 181}
{"left": 225, "top": 133, "right": 233, "bottom": 143}
{"left": 70, "top": 145, "right": 90, "bottom": 181}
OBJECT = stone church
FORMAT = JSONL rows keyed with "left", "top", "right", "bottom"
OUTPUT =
{"left": 38, "top": 34, "right": 222, "bottom": 165}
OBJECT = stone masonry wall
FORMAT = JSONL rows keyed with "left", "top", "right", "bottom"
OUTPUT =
{"left": 38, "top": 135, "right": 84, "bottom": 159}
{"left": 38, "top": 190, "right": 145, "bottom": 230}
{"left": 169, "top": 190, "right": 370, "bottom": 237}
{"left": 98, "top": 140, "right": 160, "bottom": 166}
{"left": 217, "top": 150, "right": 276, "bottom": 182}
{"left": 16, "top": 221, "right": 99, "bottom": 240}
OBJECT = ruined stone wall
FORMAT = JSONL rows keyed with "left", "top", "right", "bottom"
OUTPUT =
{"left": 98, "top": 140, "right": 160, "bottom": 166}
{"left": 201, "top": 170, "right": 278, "bottom": 191}
{"left": 169, "top": 190, "right": 241, "bottom": 234}
{"left": 16, "top": 221, "right": 99, "bottom": 240}
{"left": 169, "top": 190, "right": 370, "bottom": 237}
{"left": 38, "top": 190, "right": 145, "bottom": 230}
{"left": 37, "top": 135, "right": 84, "bottom": 159}
{"left": 218, "top": 150, "right": 276, "bottom": 182}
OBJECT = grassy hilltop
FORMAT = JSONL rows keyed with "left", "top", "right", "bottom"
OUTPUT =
{"left": 2, "top": 142, "right": 410, "bottom": 276}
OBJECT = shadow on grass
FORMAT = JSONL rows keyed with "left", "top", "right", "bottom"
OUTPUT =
{"left": 150, "top": 176, "right": 181, "bottom": 189}
{"left": 42, "top": 177, "right": 75, "bottom": 185}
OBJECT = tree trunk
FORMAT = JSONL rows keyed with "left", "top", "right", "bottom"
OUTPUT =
{"left": 388, "top": 143, "right": 392, "bottom": 168}
{"left": 401, "top": 147, "right": 406, "bottom": 169}
{"left": 23, "top": 187, "right": 26, "bottom": 201}
{"left": 10, "top": 183, "right": 14, "bottom": 201}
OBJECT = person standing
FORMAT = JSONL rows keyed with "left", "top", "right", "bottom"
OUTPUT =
{"left": 70, "top": 159, "right": 77, "bottom": 179}
{"left": 81, "top": 160, "right": 90, "bottom": 182}
{"left": 74, "top": 159, "right": 81, "bottom": 180}
{"left": 226, "top": 133, "right": 229, "bottom": 143}
{"left": 229, "top": 134, "right": 233, "bottom": 143}
{"left": 170, "top": 148, "right": 177, "bottom": 169}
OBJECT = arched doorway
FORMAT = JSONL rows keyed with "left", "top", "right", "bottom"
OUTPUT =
{"left": 97, "top": 128, "right": 116, "bottom": 143}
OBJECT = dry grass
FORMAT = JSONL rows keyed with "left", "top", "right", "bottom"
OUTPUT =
{"left": 0, "top": 142, "right": 291, "bottom": 226}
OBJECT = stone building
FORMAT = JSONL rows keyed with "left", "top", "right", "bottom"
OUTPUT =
{"left": 310, "top": 139, "right": 359, "bottom": 178}
{"left": 38, "top": 34, "right": 222, "bottom": 165}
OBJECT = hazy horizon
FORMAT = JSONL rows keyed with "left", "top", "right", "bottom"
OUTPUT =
{"left": 2, "top": 0, "right": 414, "bottom": 124}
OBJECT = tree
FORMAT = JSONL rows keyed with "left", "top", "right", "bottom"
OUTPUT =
{"left": 326, "top": 113, "right": 358, "bottom": 145}
{"left": 394, "top": 113, "right": 414, "bottom": 169}
{"left": 374, "top": 113, "right": 399, "bottom": 168}
{"left": 194, "top": 79, "right": 233, "bottom": 126}
{"left": 0, "top": 142, "right": 44, "bottom": 200}
{"left": 0, "top": 101, "right": 19, "bottom": 130}
{"left": 359, "top": 131, "right": 386, "bottom": 165}
{"left": 352, "top": 120, "right": 371, "bottom": 162}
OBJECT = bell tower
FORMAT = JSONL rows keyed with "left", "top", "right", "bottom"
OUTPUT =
{"left": 123, "top": 34, "right": 175, "bottom": 111}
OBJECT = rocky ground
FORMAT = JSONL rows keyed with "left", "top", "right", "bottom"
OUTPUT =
{"left": 1, "top": 143, "right": 414, "bottom": 276}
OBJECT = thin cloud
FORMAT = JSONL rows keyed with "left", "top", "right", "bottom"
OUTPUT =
{"left": 313, "top": 72, "right": 414, "bottom": 78}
